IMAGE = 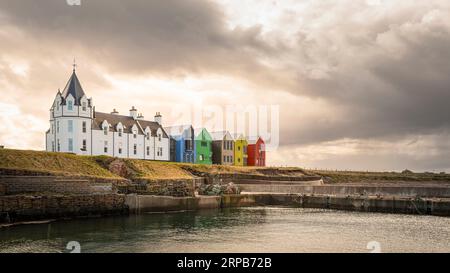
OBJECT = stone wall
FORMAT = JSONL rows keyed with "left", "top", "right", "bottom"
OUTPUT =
{"left": 125, "top": 193, "right": 450, "bottom": 217}
{"left": 238, "top": 184, "right": 450, "bottom": 198}
{"left": 0, "top": 194, "right": 128, "bottom": 223}
{"left": 0, "top": 176, "right": 117, "bottom": 195}
{"left": 119, "top": 179, "right": 196, "bottom": 197}
{"left": 205, "top": 173, "right": 322, "bottom": 184}
{"left": 0, "top": 183, "right": 5, "bottom": 196}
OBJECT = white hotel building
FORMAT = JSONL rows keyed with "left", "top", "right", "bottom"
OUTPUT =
{"left": 45, "top": 68, "right": 170, "bottom": 161}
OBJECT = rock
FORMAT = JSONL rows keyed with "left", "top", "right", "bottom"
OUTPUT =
{"left": 108, "top": 159, "right": 131, "bottom": 178}
{"left": 198, "top": 182, "right": 241, "bottom": 196}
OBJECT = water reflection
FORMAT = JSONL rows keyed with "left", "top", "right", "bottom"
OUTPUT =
{"left": 0, "top": 207, "right": 449, "bottom": 253}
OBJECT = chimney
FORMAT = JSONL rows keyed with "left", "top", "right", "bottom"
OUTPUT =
{"left": 111, "top": 108, "right": 119, "bottom": 115}
{"left": 137, "top": 113, "right": 144, "bottom": 119}
{"left": 154, "top": 112, "right": 162, "bottom": 124}
{"left": 129, "top": 106, "right": 138, "bottom": 119}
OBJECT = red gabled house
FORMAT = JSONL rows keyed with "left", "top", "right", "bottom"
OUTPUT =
{"left": 247, "top": 137, "right": 265, "bottom": 166}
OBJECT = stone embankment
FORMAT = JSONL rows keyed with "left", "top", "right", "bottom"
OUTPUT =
{"left": 124, "top": 193, "right": 450, "bottom": 217}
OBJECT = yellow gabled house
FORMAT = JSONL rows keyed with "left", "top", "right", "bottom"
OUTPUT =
{"left": 233, "top": 134, "right": 248, "bottom": 166}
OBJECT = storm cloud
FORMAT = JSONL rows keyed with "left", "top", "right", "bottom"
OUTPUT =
{"left": 0, "top": 0, "right": 449, "bottom": 171}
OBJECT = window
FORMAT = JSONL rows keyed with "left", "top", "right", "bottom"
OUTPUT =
{"left": 199, "top": 154, "right": 204, "bottom": 161}
{"left": 82, "top": 139, "right": 87, "bottom": 151}
{"left": 146, "top": 146, "right": 150, "bottom": 156}
{"left": 104, "top": 141, "right": 108, "bottom": 153}
{"left": 146, "top": 132, "right": 150, "bottom": 140}
{"left": 103, "top": 126, "right": 108, "bottom": 135}
{"left": 68, "top": 100, "right": 73, "bottom": 110}
{"left": 133, "top": 132, "right": 137, "bottom": 139}
{"left": 223, "top": 155, "right": 226, "bottom": 162}
{"left": 57, "top": 139, "right": 60, "bottom": 151}
{"left": 68, "top": 138, "right": 73, "bottom": 152}
{"left": 57, "top": 121, "right": 60, "bottom": 133}
{"left": 82, "top": 102, "right": 87, "bottom": 111}
{"left": 201, "top": 141, "right": 207, "bottom": 147}
{"left": 51, "top": 141, "right": 55, "bottom": 152}
{"left": 238, "top": 158, "right": 241, "bottom": 163}
{"left": 158, "top": 134, "right": 162, "bottom": 141}
{"left": 82, "top": 121, "right": 86, "bottom": 133}
{"left": 118, "top": 128, "right": 123, "bottom": 137}
{"left": 118, "top": 148, "right": 122, "bottom": 154}
{"left": 238, "top": 145, "right": 241, "bottom": 151}
{"left": 133, "top": 144, "right": 137, "bottom": 155}
{"left": 68, "top": 120, "right": 73, "bottom": 133}
{"left": 159, "top": 147, "right": 163, "bottom": 156}
{"left": 223, "top": 141, "right": 226, "bottom": 150}
{"left": 185, "top": 140, "right": 192, "bottom": 150}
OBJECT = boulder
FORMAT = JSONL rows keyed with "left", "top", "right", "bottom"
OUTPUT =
{"left": 198, "top": 182, "right": 241, "bottom": 196}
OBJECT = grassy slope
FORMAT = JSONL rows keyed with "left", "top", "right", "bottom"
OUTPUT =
{"left": 2, "top": 149, "right": 448, "bottom": 183}
{"left": 314, "top": 170, "right": 450, "bottom": 184}
{"left": 0, "top": 149, "right": 119, "bottom": 178}
{"left": 124, "top": 160, "right": 193, "bottom": 180}
{"left": 0, "top": 149, "right": 309, "bottom": 180}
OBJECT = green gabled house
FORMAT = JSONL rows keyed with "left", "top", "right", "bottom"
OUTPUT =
{"left": 194, "top": 128, "right": 213, "bottom": 165}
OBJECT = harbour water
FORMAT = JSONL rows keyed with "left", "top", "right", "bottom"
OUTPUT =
{"left": 0, "top": 207, "right": 449, "bottom": 253}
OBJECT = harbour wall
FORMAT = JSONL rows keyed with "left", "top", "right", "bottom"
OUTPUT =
{"left": 237, "top": 184, "right": 450, "bottom": 198}
{"left": 0, "top": 176, "right": 116, "bottom": 195}
{"left": 0, "top": 194, "right": 128, "bottom": 223}
{"left": 125, "top": 193, "right": 450, "bottom": 217}
{"left": 2, "top": 193, "right": 449, "bottom": 224}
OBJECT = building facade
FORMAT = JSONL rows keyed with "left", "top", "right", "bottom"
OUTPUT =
{"left": 194, "top": 128, "right": 213, "bottom": 165}
{"left": 233, "top": 134, "right": 248, "bottom": 166}
{"left": 211, "top": 131, "right": 234, "bottom": 165}
{"left": 45, "top": 69, "right": 170, "bottom": 161}
{"left": 164, "top": 125, "right": 195, "bottom": 163}
{"left": 247, "top": 137, "right": 266, "bottom": 166}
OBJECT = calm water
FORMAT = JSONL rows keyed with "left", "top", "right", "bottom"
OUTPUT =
{"left": 0, "top": 207, "right": 449, "bottom": 253}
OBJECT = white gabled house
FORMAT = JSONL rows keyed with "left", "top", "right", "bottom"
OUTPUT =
{"left": 45, "top": 68, "right": 170, "bottom": 161}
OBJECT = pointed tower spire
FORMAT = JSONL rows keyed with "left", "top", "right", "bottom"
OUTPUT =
{"left": 61, "top": 60, "right": 86, "bottom": 105}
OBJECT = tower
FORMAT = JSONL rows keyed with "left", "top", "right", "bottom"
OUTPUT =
{"left": 46, "top": 64, "right": 93, "bottom": 155}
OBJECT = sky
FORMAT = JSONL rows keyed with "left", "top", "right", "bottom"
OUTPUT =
{"left": 0, "top": 0, "right": 450, "bottom": 172}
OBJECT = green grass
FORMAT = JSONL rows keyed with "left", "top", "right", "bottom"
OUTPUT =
{"left": 313, "top": 169, "right": 450, "bottom": 183}
{"left": 4, "top": 149, "right": 447, "bottom": 184}
{"left": 0, "top": 149, "right": 119, "bottom": 178}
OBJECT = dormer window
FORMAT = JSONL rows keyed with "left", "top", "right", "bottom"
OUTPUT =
{"left": 133, "top": 132, "right": 137, "bottom": 139}
{"left": 158, "top": 133, "right": 162, "bottom": 141}
{"left": 82, "top": 102, "right": 87, "bottom": 111}
{"left": 103, "top": 126, "right": 108, "bottom": 135}
{"left": 146, "top": 132, "right": 150, "bottom": 140}
{"left": 68, "top": 100, "right": 73, "bottom": 110}
{"left": 118, "top": 128, "right": 123, "bottom": 137}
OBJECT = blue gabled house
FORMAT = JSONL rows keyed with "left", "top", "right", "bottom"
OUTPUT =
{"left": 164, "top": 125, "right": 195, "bottom": 163}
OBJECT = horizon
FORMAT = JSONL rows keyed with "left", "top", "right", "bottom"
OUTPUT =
{"left": 1, "top": 0, "right": 450, "bottom": 172}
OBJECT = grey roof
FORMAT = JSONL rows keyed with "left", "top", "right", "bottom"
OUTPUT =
{"left": 93, "top": 111, "right": 168, "bottom": 137}
{"left": 61, "top": 70, "right": 86, "bottom": 105}
{"left": 164, "top": 124, "right": 193, "bottom": 137}
{"left": 210, "top": 131, "right": 232, "bottom": 141}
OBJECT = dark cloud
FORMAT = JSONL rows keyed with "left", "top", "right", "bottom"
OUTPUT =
{"left": 1, "top": 0, "right": 450, "bottom": 170}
